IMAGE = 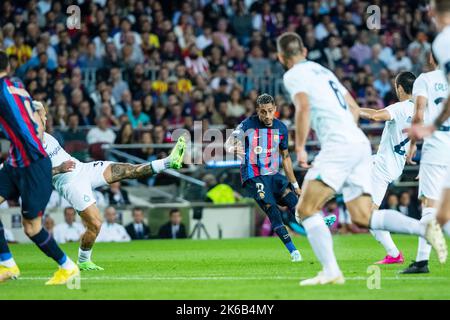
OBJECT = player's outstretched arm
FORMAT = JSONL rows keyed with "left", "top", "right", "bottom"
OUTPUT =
{"left": 293, "top": 92, "right": 311, "bottom": 168}
{"left": 344, "top": 92, "right": 361, "bottom": 123}
{"left": 224, "top": 133, "right": 245, "bottom": 159}
{"left": 52, "top": 160, "right": 77, "bottom": 175}
{"left": 359, "top": 108, "right": 391, "bottom": 122}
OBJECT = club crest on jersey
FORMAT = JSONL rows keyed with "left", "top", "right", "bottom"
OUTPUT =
{"left": 256, "top": 183, "right": 265, "bottom": 199}
{"left": 254, "top": 146, "right": 263, "bottom": 154}
{"left": 406, "top": 116, "right": 412, "bottom": 123}
{"left": 273, "top": 134, "right": 279, "bottom": 143}
{"left": 84, "top": 195, "right": 90, "bottom": 202}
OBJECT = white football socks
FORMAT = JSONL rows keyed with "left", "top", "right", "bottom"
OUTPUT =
{"left": 78, "top": 248, "right": 92, "bottom": 263}
{"left": 369, "top": 229, "right": 400, "bottom": 258}
{"left": 443, "top": 221, "right": 450, "bottom": 236}
{"left": 370, "top": 209, "right": 426, "bottom": 237}
{"left": 416, "top": 207, "right": 436, "bottom": 262}
{"left": 302, "top": 213, "right": 341, "bottom": 278}
{"left": 0, "top": 257, "right": 16, "bottom": 268}
{"left": 60, "top": 256, "right": 76, "bottom": 270}
{"left": 150, "top": 159, "right": 169, "bottom": 173}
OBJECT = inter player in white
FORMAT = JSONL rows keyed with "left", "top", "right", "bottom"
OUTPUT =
{"left": 401, "top": 53, "right": 450, "bottom": 274}
{"left": 410, "top": 0, "right": 450, "bottom": 242}
{"left": 359, "top": 71, "right": 416, "bottom": 265}
{"left": 277, "top": 32, "right": 447, "bottom": 286}
{"left": 0, "top": 101, "right": 186, "bottom": 271}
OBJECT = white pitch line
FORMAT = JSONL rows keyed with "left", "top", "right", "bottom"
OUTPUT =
{"left": 18, "top": 276, "right": 448, "bottom": 281}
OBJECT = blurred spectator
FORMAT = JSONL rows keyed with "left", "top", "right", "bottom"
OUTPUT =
{"left": 373, "top": 69, "right": 392, "bottom": 100}
{"left": 63, "top": 113, "right": 86, "bottom": 143}
{"left": 350, "top": 32, "right": 372, "bottom": 67}
{"left": 43, "top": 215, "right": 55, "bottom": 235}
{"left": 115, "top": 122, "right": 134, "bottom": 145}
{"left": 385, "top": 193, "right": 399, "bottom": 210}
{"left": 86, "top": 116, "right": 116, "bottom": 145}
{"left": 53, "top": 207, "right": 85, "bottom": 244}
{"left": 398, "top": 191, "right": 420, "bottom": 218}
{"left": 203, "top": 174, "right": 240, "bottom": 204}
{"left": 125, "top": 207, "right": 150, "bottom": 240}
{"left": 106, "top": 182, "right": 131, "bottom": 206}
{"left": 158, "top": 209, "right": 187, "bottom": 239}
{"left": 96, "top": 206, "right": 131, "bottom": 242}
{"left": 127, "top": 98, "right": 150, "bottom": 129}
{"left": 388, "top": 49, "right": 412, "bottom": 73}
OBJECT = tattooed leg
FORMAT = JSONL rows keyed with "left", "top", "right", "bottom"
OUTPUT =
{"left": 103, "top": 163, "right": 155, "bottom": 184}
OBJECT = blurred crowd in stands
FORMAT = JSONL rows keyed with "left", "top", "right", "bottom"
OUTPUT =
{"left": 0, "top": 0, "right": 436, "bottom": 156}
{"left": 0, "top": 0, "right": 433, "bottom": 220}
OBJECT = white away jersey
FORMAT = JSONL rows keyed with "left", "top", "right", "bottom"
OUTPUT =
{"left": 373, "top": 100, "right": 414, "bottom": 180}
{"left": 43, "top": 132, "right": 81, "bottom": 190}
{"left": 412, "top": 70, "right": 450, "bottom": 165}
{"left": 283, "top": 60, "right": 368, "bottom": 146}
{"left": 432, "top": 25, "right": 450, "bottom": 85}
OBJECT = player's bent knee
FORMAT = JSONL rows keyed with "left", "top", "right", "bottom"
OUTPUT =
{"left": 22, "top": 218, "right": 42, "bottom": 237}
{"left": 296, "top": 200, "right": 317, "bottom": 219}
{"left": 351, "top": 212, "right": 370, "bottom": 228}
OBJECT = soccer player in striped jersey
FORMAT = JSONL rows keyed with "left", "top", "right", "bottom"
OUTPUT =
{"left": 225, "top": 94, "right": 336, "bottom": 262}
{"left": 0, "top": 51, "right": 79, "bottom": 285}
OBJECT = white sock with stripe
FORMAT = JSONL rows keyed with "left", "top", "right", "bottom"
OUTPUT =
{"left": 78, "top": 248, "right": 92, "bottom": 263}
{"left": 302, "top": 213, "right": 341, "bottom": 278}
{"left": 416, "top": 208, "right": 436, "bottom": 262}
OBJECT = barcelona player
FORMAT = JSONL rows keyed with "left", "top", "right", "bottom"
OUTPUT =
{"left": 225, "top": 94, "right": 335, "bottom": 262}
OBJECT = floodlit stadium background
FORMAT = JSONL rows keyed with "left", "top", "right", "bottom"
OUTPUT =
{"left": 0, "top": 0, "right": 434, "bottom": 241}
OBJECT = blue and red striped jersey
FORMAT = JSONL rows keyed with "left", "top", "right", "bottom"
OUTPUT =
{"left": 232, "top": 115, "right": 289, "bottom": 184}
{"left": 0, "top": 76, "right": 47, "bottom": 168}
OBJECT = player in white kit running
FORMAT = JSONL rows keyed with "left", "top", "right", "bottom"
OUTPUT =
{"left": 409, "top": 0, "right": 450, "bottom": 243}
{"left": 359, "top": 71, "right": 416, "bottom": 265}
{"left": 402, "top": 52, "right": 450, "bottom": 274}
{"left": 277, "top": 32, "right": 447, "bottom": 286}
{"left": 18, "top": 101, "right": 186, "bottom": 271}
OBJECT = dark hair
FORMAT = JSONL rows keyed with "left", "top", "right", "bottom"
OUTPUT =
{"left": 132, "top": 207, "right": 143, "bottom": 214}
{"left": 0, "top": 51, "right": 10, "bottom": 72}
{"left": 169, "top": 208, "right": 180, "bottom": 216}
{"left": 276, "top": 32, "right": 304, "bottom": 59}
{"left": 395, "top": 71, "right": 416, "bottom": 95}
{"left": 64, "top": 207, "right": 76, "bottom": 214}
{"left": 256, "top": 93, "right": 275, "bottom": 106}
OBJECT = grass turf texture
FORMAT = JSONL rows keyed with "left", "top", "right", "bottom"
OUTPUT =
{"left": 1, "top": 234, "right": 449, "bottom": 300}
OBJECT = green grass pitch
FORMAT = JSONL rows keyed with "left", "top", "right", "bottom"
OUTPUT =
{"left": 1, "top": 234, "right": 449, "bottom": 299}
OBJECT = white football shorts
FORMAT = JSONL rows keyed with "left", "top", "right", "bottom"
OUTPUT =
{"left": 304, "top": 141, "right": 373, "bottom": 202}
{"left": 58, "top": 161, "right": 112, "bottom": 212}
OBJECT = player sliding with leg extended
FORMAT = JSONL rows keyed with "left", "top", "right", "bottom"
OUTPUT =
{"left": 409, "top": 0, "right": 450, "bottom": 244}
{"left": 225, "top": 94, "right": 336, "bottom": 262}
{"left": 30, "top": 101, "right": 185, "bottom": 270}
{"left": 359, "top": 71, "right": 416, "bottom": 265}
{"left": 277, "top": 32, "right": 447, "bottom": 286}
{"left": 0, "top": 52, "right": 78, "bottom": 285}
